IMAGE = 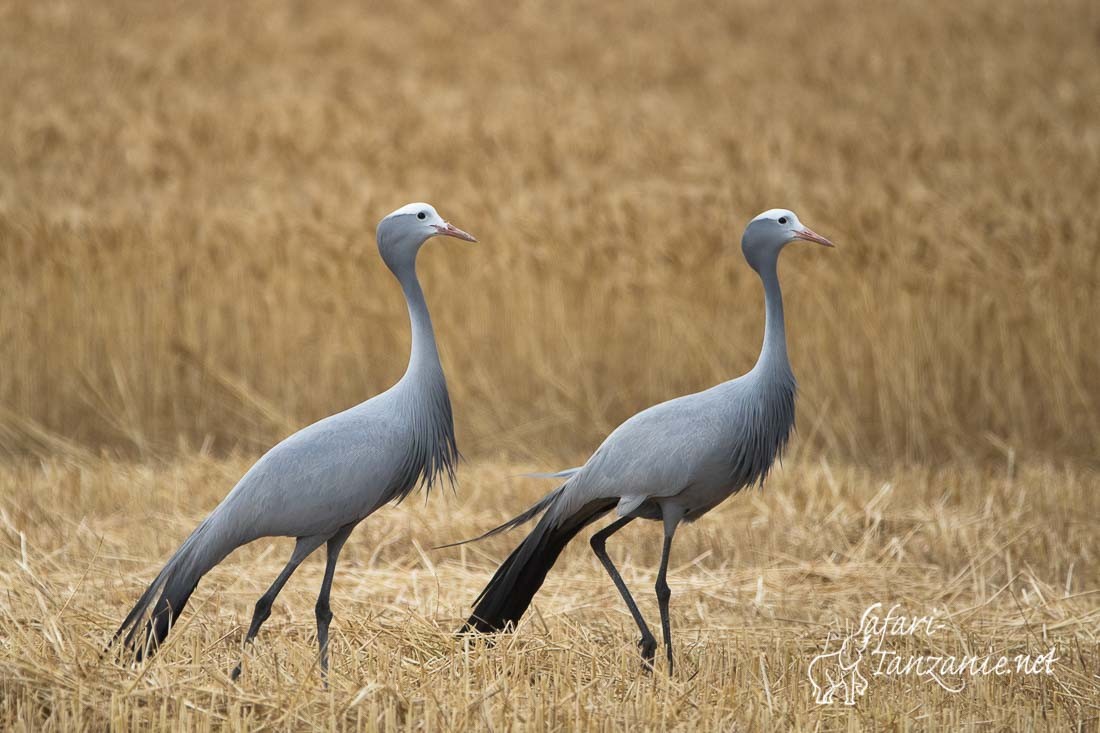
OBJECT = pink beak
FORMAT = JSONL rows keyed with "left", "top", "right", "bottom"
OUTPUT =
{"left": 794, "top": 226, "right": 835, "bottom": 248}
{"left": 433, "top": 222, "right": 478, "bottom": 242}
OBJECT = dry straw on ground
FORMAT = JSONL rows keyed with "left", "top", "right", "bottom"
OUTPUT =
{"left": 0, "top": 0, "right": 1098, "bottom": 730}
{"left": 1, "top": 457, "right": 1097, "bottom": 730}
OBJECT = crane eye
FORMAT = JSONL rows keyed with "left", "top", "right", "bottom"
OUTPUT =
{"left": 778, "top": 216, "right": 788, "bottom": 225}
{"left": 417, "top": 211, "right": 427, "bottom": 220}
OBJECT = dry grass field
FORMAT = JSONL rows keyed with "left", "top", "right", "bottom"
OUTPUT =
{"left": 1, "top": 457, "right": 1097, "bottom": 730}
{"left": 1, "top": 0, "right": 1099, "bottom": 729}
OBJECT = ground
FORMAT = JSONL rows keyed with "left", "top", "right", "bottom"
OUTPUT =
{"left": 1, "top": 456, "right": 1095, "bottom": 730}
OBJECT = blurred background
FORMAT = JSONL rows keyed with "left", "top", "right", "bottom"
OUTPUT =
{"left": 1, "top": 0, "right": 1098, "bottom": 468}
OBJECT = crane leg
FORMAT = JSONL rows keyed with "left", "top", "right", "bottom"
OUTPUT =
{"left": 590, "top": 516, "right": 658, "bottom": 669}
{"left": 655, "top": 507, "right": 682, "bottom": 674}
{"left": 315, "top": 523, "right": 355, "bottom": 684}
{"left": 231, "top": 535, "right": 326, "bottom": 682}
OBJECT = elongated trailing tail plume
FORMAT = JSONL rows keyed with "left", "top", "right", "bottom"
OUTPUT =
{"left": 436, "top": 484, "right": 567, "bottom": 550}
{"left": 111, "top": 517, "right": 233, "bottom": 659}
{"left": 460, "top": 494, "right": 616, "bottom": 633}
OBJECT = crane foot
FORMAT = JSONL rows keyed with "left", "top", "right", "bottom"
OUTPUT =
{"left": 638, "top": 636, "right": 657, "bottom": 671}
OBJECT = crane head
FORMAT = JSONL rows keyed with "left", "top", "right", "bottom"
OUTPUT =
{"left": 376, "top": 202, "right": 477, "bottom": 273}
{"left": 741, "top": 208, "right": 834, "bottom": 272}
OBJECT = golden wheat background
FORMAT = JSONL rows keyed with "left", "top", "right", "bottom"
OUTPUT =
{"left": 3, "top": 0, "right": 1099, "bottom": 463}
{"left": 0, "top": 0, "right": 1098, "bottom": 730}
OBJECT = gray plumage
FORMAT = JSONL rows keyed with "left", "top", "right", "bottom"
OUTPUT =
{"left": 113, "top": 202, "right": 476, "bottom": 678}
{"left": 459, "top": 208, "right": 834, "bottom": 672}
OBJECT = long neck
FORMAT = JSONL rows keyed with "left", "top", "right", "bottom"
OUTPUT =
{"left": 752, "top": 257, "right": 791, "bottom": 376}
{"left": 385, "top": 250, "right": 459, "bottom": 497}
{"left": 394, "top": 263, "right": 443, "bottom": 382}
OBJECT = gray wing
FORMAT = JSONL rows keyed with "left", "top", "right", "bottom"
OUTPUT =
{"left": 549, "top": 381, "right": 748, "bottom": 521}
{"left": 213, "top": 395, "right": 412, "bottom": 542}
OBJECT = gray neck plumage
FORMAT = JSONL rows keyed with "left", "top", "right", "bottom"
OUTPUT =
{"left": 397, "top": 267, "right": 443, "bottom": 382}
{"left": 752, "top": 256, "right": 794, "bottom": 382}
{"left": 734, "top": 255, "right": 797, "bottom": 488}
{"left": 391, "top": 260, "right": 459, "bottom": 496}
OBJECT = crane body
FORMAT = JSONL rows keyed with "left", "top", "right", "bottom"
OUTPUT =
{"left": 458, "top": 209, "right": 833, "bottom": 672}
{"left": 113, "top": 203, "right": 475, "bottom": 680}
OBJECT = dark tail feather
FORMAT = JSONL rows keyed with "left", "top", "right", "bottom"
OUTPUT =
{"left": 111, "top": 518, "right": 232, "bottom": 661}
{"left": 435, "top": 484, "right": 567, "bottom": 550}
{"left": 461, "top": 499, "right": 615, "bottom": 634}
